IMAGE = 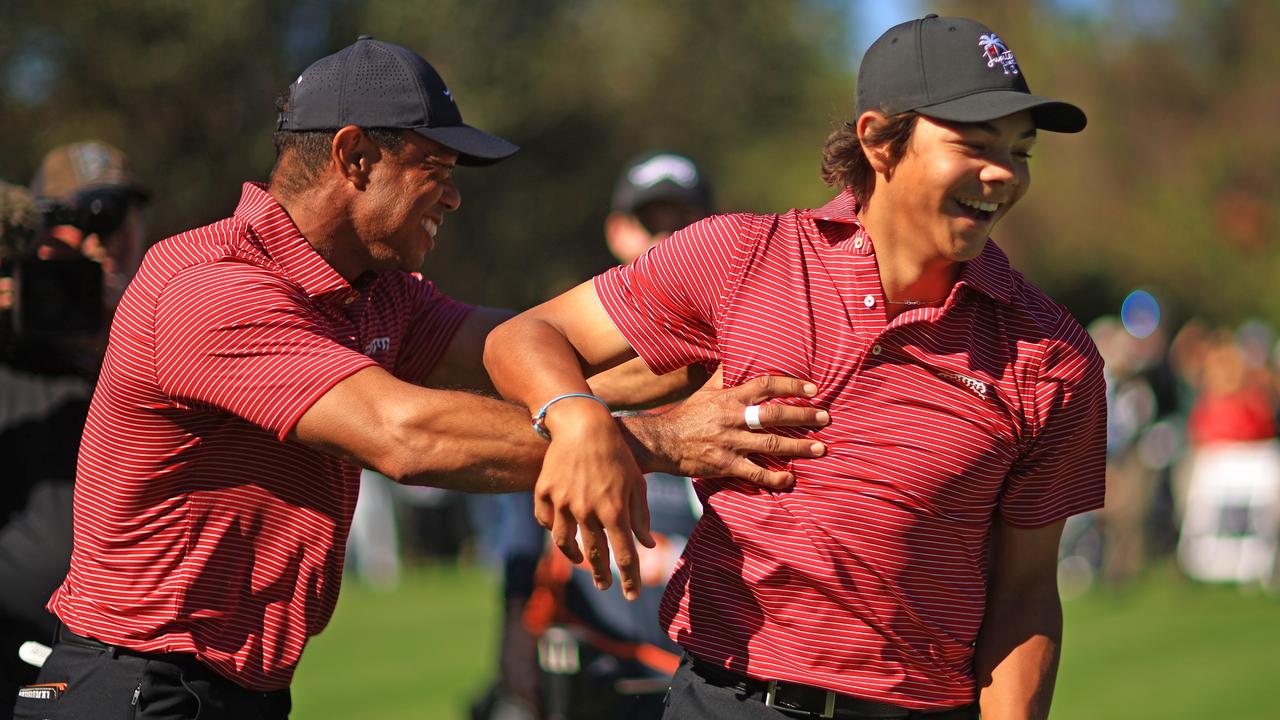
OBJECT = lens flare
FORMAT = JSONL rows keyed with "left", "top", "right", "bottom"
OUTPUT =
{"left": 1121, "top": 290, "right": 1160, "bottom": 339}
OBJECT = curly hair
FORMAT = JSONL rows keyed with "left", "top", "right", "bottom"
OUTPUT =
{"left": 820, "top": 111, "right": 919, "bottom": 205}
{"left": 0, "top": 180, "right": 39, "bottom": 259}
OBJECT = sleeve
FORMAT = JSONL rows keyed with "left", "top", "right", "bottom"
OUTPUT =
{"left": 592, "top": 214, "right": 748, "bottom": 375}
{"left": 154, "top": 261, "right": 379, "bottom": 441}
{"left": 393, "top": 274, "right": 475, "bottom": 385}
{"left": 999, "top": 314, "right": 1108, "bottom": 527}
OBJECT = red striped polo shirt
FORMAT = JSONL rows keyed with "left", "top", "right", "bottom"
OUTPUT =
{"left": 593, "top": 189, "right": 1106, "bottom": 708}
{"left": 48, "top": 183, "right": 472, "bottom": 690}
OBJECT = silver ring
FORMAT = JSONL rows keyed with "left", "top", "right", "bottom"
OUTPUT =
{"left": 744, "top": 404, "right": 764, "bottom": 430}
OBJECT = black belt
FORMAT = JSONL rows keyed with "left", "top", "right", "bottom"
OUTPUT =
{"left": 55, "top": 623, "right": 207, "bottom": 671}
{"left": 688, "top": 657, "right": 978, "bottom": 720}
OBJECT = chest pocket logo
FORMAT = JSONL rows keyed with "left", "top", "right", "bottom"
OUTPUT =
{"left": 934, "top": 369, "right": 989, "bottom": 399}
{"left": 363, "top": 337, "right": 391, "bottom": 356}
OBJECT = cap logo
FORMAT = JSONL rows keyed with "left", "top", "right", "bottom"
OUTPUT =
{"left": 978, "top": 33, "right": 1019, "bottom": 76}
{"left": 628, "top": 154, "right": 699, "bottom": 189}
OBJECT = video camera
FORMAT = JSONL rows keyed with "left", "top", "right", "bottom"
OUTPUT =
{"left": 1, "top": 187, "right": 115, "bottom": 342}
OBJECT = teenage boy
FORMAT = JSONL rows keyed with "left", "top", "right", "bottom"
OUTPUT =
{"left": 484, "top": 16, "right": 1105, "bottom": 719}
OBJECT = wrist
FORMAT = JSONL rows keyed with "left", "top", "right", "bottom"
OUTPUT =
{"left": 615, "top": 411, "right": 673, "bottom": 474}
{"left": 534, "top": 393, "right": 611, "bottom": 441}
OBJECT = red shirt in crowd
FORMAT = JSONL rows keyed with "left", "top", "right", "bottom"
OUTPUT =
{"left": 49, "top": 183, "right": 472, "bottom": 690}
{"left": 593, "top": 189, "right": 1106, "bottom": 708}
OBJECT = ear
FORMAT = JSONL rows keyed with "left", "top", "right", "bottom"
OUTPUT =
{"left": 332, "top": 126, "right": 378, "bottom": 190}
{"left": 855, "top": 111, "right": 895, "bottom": 175}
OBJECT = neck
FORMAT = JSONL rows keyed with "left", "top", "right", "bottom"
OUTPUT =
{"left": 271, "top": 185, "right": 366, "bottom": 282}
{"left": 857, "top": 194, "right": 960, "bottom": 308}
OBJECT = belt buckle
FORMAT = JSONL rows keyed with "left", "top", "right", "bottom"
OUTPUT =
{"left": 764, "top": 679, "right": 837, "bottom": 719}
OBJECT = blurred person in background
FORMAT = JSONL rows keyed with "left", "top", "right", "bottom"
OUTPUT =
{"left": 475, "top": 151, "right": 714, "bottom": 720}
{"left": 0, "top": 142, "right": 150, "bottom": 705}
{"left": 1083, "top": 314, "right": 1179, "bottom": 590}
{"left": 1186, "top": 328, "right": 1277, "bottom": 446}
{"left": 485, "top": 15, "right": 1107, "bottom": 719}
{"left": 1175, "top": 325, "right": 1280, "bottom": 587}
{"left": 16, "top": 38, "right": 825, "bottom": 720}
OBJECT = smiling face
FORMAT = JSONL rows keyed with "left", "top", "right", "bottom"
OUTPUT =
{"left": 866, "top": 111, "right": 1036, "bottom": 265}
{"left": 351, "top": 131, "right": 461, "bottom": 273}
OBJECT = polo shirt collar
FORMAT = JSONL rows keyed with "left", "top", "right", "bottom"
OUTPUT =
{"left": 957, "top": 241, "right": 1018, "bottom": 305}
{"left": 808, "top": 188, "right": 861, "bottom": 226}
{"left": 806, "top": 188, "right": 1017, "bottom": 304}
{"left": 234, "top": 183, "right": 354, "bottom": 301}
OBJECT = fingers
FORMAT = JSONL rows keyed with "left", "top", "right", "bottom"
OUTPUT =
{"left": 739, "top": 432, "right": 826, "bottom": 460}
{"left": 604, "top": 524, "right": 642, "bottom": 601}
{"left": 754, "top": 403, "right": 830, "bottom": 429}
{"left": 579, "top": 520, "right": 615, "bottom": 591}
{"left": 722, "top": 456, "right": 795, "bottom": 490}
{"left": 737, "top": 375, "right": 818, "bottom": 404}
{"left": 631, "top": 478, "right": 655, "bottom": 550}
{"left": 546, "top": 503, "right": 584, "bottom": 565}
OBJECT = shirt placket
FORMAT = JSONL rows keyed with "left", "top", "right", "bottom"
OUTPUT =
{"left": 844, "top": 231, "right": 893, "bottom": 384}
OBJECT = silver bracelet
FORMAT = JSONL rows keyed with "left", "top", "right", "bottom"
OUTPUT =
{"left": 531, "top": 393, "right": 611, "bottom": 441}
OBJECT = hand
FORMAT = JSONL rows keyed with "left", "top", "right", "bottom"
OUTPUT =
{"left": 623, "top": 374, "right": 829, "bottom": 489}
{"left": 532, "top": 399, "right": 655, "bottom": 601}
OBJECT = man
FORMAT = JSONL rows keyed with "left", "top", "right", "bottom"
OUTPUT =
{"left": 484, "top": 16, "right": 1106, "bottom": 720}
{"left": 15, "top": 38, "right": 825, "bottom": 720}
{"left": 0, "top": 143, "right": 150, "bottom": 702}
{"left": 476, "top": 151, "right": 716, "bottom": 720}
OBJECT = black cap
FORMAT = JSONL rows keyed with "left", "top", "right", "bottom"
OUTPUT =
{"left": 277, "top": 36, "right": 518, "bottom": 166}
{"left": 855, "top": 15, "right": 1086, "bottom": 133}
{"left": 611, "top": 152, "right": 712, "bottom": 213}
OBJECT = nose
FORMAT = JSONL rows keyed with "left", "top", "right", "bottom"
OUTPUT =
{"left": 980, "top": 159, "right": 1017, "bottom": 186}
{"left": 439, "top": 177, "right": 461, "bottom": 212}
{"left": 979, "top": 151, "right": 1022, "bottom": 187}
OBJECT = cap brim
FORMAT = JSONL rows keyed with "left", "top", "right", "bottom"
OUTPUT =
{"left": 415, "top": 125, "right": 519, "bottom": 166}
{"left": 916, "top": 91, "right": 1087, "bottom": 133}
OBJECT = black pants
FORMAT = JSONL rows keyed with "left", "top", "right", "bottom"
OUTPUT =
{"left": 661, "top": 655, "right": 977, "bottom": 720}
{"left": 12, "top": 627, "right": 290, "bottom": 720}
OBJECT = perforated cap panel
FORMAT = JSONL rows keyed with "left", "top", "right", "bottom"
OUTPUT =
{"left": 278, "top": 36, "right": 516, "bottom": 165}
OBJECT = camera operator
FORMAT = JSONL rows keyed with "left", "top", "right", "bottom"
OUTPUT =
{"left": 0, "top": 142, "right": 149, "bottom": 703}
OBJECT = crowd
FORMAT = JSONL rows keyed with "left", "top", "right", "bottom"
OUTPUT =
{"left": 1062, "top": 311, "right": 1280, "bottom": 597}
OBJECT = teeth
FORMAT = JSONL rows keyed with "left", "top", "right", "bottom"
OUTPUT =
{"left": 421, "top": 218, "right": 438, "bottom": 235}
{"left": 957, "top": 198, "right": 999, "bottom": 213}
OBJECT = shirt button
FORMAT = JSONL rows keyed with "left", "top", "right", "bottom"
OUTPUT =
{"left": 863, "top": 294, "right": 875, "bottom": 309}
{"left": 871, "top": 343, "right": 883, "bottom": 355}
{"left": 853, "top": 237, "right": 865, "bottom": 249}
{"left": 344, "top": 295, "right": 355, "bottom": 305}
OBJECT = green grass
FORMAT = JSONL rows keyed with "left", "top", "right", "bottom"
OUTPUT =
{"left": 291, "top": 562, "right": 501, "bottom": 720}
{"left": 292, "top": 560, "right": 1280, "bottom": 719}
{"left": 1055, "top": 563, "right": 1280, "bottom": 719}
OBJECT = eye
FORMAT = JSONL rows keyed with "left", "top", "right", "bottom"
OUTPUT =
{"left": 1013, "top": 149, "right": 1033, "bottom": 160}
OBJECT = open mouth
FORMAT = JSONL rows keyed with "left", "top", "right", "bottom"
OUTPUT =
{"left": 954, "top": 197, "right": 1000, "bottom": 223}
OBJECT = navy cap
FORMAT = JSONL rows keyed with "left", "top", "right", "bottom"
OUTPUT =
{"left": 277, "top": 36, "right": 518, "bottom": 166}
{"left": 856, "top": 15, "right": 1086, "bottom": 133}
{"left": 611, "top": 152, "right": 712, "bottom": 213}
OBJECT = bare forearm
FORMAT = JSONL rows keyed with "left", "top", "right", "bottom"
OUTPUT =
{"left": 293, "top": 370, "right": 546, "bottom": 493}
{"left": 975, "top": 585, "right": 1062, "bottom": 719}
{"left": 390, "top": 389, "right": 546, "bottom": 491}
{"left": 589, "top": 359, "right": 708, "bottom": 410}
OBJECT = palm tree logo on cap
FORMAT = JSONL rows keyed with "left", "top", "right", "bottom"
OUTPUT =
{"left": 979, "top": 33, "right": 1020, "bottom": 76}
